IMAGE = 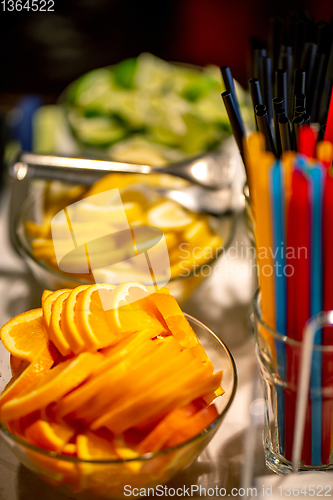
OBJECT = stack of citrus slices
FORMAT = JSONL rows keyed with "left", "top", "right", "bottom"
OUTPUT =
{"left": 0, "top": 282, "right": 223, "bottom": 494}
{"left": 26, "top": 173, "right": 223, "bottom": 282}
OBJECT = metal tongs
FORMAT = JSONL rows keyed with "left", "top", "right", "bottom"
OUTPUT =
{"left": 10, "top": 151, "right": 234, "bottom": 191}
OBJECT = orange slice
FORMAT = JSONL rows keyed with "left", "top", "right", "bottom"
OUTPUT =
{"left": 1, "top": 351, "right": 103, "bottom": 420}
{"left": 10, "top": 355, "right": 26, "bottom": 375}
{"left": 54, "top": 327, "right": 163, "bottom": 420}
{"left": 105, "top": 282, "right": 162, "bottom": 336}
{"left": 165, "top": 404, "right": 219, "bottom": 448}
{"left": 0, "top": 309, "right": 48, "bottom": 362}
{"left": 49, "top": 291, "right": 71, "bottom": 356}
{"left": 42, "top": 289, "right": 71, "bottom": 328}
{"left": 77, "top": 431, "right": 116, "bottom": 460}
{"left": 41, "top": 289, "right": 53, "bottom": 303}
{"left": 147, "top": 293, "right": 198, "bottom": 348}
{"left": 0, "top": 343, "right": 57, "bottom": 412}
{"left": 138, "top": 401, "right": 204, "bottom": 453}
{"left": 61, "top": 285, "right": 91, "bottom": 354}
{"left": 25, "top": 419, "right": 76, "bottom": 453}
{"left": 75, "top": 284, "right": 116, "bottom": 350}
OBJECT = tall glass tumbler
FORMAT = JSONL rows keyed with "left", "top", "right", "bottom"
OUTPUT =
{"left": 253, "top": 289, "right": 333, "bottom": 474}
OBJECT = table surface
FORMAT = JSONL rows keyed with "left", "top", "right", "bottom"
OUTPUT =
{"left": 0, "top": 179, "right": 274, "bottom": 500}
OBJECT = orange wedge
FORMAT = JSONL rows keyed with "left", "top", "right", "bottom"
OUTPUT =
{"left": 61, "top": 285, "right": 91, "bottom": 354}
{"left": 165, "top": 404, "right": 219, "bottom": 448}
{"left": 0, "top": 343, "right": 57, "bottom": 412}
{"left": 147, "top": 293, "right": 198, "bottom": 348}
{"left": 77, "top": 430, "right": 116, "bottom": 460}
{"left": 25, "top": 419, "right": 76, "bottom": 453}
{"left": 54, "top": 328, "right": 164, "bottom": 421}
{"left": 138, "top": 401, "right": 203, "bottom": 453}
{"left": 75, "top": 284, "right": 116, "bottom": 350}
{"left": 1, "top": 351, "right": 103, "bottom": 420}
{"left": 42, "top": 289, "right": 71, "bottom": 328}
{"left": 0, "top": 308, "right": 48, "bottom": 362}
{"left": 10, "top": 354, "right": 26, "bottom": 375}
{"left": 48, "top": 291, "right": 71, "bottom": 356}
{"left": 105, "top": 282, "right": 163, "bottom": 336}
{"left": 41, "top": 289, "right": 53, "bottom": 303}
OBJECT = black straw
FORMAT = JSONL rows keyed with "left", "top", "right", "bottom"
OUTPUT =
{"left": 256, "top": 108, "right": 276, "bottom": 154}
{"left": 276, "top": 69, "right": 288, "bottom": 116}
{"left": 295, "top": 93, "right": 306, "bottom": 110}
{"left": 249, "top": 78, "right": 263, "bottom": 130}
{"left": 278, "top": 116, "right": 292, "bottom": 152}
{"left": 292, "top": 115, "right": 304, "bottom": 150}
{"left": 221, "top": 91, "right": 246, "bottom": 164}
{"left": 294, "top": 106, "right": 306, "bottom": 117}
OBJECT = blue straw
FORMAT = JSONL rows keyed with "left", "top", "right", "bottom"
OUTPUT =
{"left": 308, "top": 163, "right": 324, "bottom": 466}
{"left": 269, "top": 160, "right": 286, "bottom": 455}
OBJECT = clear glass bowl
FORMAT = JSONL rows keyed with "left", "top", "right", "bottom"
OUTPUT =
{"left": 15, "top": 186, "right": 236, "bottom": 304}
{"left": 0, "top": 314, "right": 237, "bottom": 500}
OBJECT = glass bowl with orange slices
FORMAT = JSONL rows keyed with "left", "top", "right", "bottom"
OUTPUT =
{"left": 15, "top": 172, "right": 235, "bottom": 304}
{"left": 0, "top": 283, "right": 237, "bottom": 499}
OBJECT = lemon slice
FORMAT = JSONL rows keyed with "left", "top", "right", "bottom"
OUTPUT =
{"left": 146, "top": 201, "right": 194, "bottom": 231}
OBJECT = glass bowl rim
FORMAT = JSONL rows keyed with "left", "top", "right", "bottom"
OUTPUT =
{"left": 15, "top": 189, "right": 236, "bottom": 287}
{"left": 253, "top": 288, "right": 333, "bottom": 352}
{"left": 0, "top": 312, "right": 237, "bottom": 464}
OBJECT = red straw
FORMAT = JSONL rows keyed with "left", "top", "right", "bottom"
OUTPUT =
{"left": 322, "top": 172, "right": 333, "bottom": 463}
{"left": 324, "top": 87, "right": 333, "bottom": 145}
{"left": 298, "top": 125, "right": 318, "bottom": 158}
{"left": 285, "top": 168, "right": 312, "bottom": 464}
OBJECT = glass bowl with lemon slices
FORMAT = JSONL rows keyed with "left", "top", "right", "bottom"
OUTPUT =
{"left": 0, "top": 283, "right": 237, "bottom": 499}
{"left": 15, "top": 172, "right": 235, "bottom": 304}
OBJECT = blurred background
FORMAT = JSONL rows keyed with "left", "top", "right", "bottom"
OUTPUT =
{"left": 0, "top": 0, "right": 331, "bottom": 105}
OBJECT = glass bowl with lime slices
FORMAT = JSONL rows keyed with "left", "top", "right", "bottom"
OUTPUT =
{"left": 59, "top": 53, "right": 251, "bottom": 166}
{"left": 15, "top": 172, "right": 235, "bottom": 304}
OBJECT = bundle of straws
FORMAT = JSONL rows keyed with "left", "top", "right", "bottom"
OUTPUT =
{"left": 221, "top": 13, "right": 333, "bottom": 467}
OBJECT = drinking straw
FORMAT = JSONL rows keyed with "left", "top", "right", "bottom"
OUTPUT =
{"left": 294, "top": 106, "right": 306, "bottom": 117}
{"left": 322, "top": 172, "right": 333, "bottom": 464}
{"left": 298, "top": 125, "right": 317, "bottom": 158}
{"left": 279, "top": 116, "right": 292, "bottom": 152}
{"left": 294, "top": 69, "right": 306, "bottom": 96}
{"left": 292, "top": 115, "right": 304, "bottom": 150}
{"left": 256, "top": 109, "right": 276, "bottom": 155}
{"left": 276, "top": 69, "right": 288, "bottom": 117}
{"left": 255, "top": 104, "right": 266, "bottom": 113}
{"left": 221, "top": 91, "right": 246, "bottom": 166}
{"left": 279, "top": 46, "right": 293, "bottom": 117}
{"left": 273, "top": 99, "right": 284, "bottom": 156}
{"left": 302, "top": 114, "right": 311, "bottom": 125}
{"left": 243, "top": 132, "right": 266, "bottom": 200}
{"left": 253, "top": 47, "right": 267, "bottom": 79}
{"left": 285, "top": 167, "right": 312, "bottom": 464}
{"left": 249, "top": 78, "right": 263, "bottom": 130}
{"left": 295, "top": 93, "right": 306, "bottom": 111}
{"left": 274, "top": 107, "right": 286, "bottom": 157}
{"left": 301, "top": 42, "right": 317, "bottom": 97}
{"left": 324, "top": 87, "right": 333, "bottom": 145}
{"left": 245, "top": 133, "right": 276, "bottom": 331}
{"left": 262, "top": 57, "right": 273, "bottom": 122}
{"left": 220, "top": 66, "right": 242, "bottom": 122}
{"left": 269, "top": 160, "right": 287, "bottom": 454}
{"left": 307, "top": 162, "right": 324, "bottom": 466}
{"left": 317, "top": 141, "right": 333, "bottom": 169}
{"left": 309, "top": 53, "right": 326, "bottom": 122}
{"left": 318, "top": 35, "right": 333, "bottom": 124}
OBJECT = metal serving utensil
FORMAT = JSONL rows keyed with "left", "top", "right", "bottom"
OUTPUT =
{"left": 10, "top": 151, "right": 234, "bottom": 190}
